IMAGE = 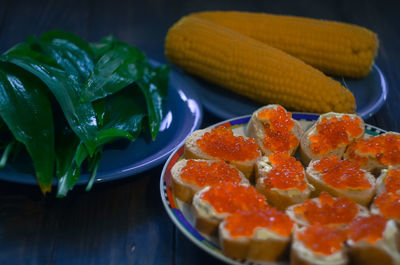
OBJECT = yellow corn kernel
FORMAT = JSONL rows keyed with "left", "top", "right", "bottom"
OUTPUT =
{"left": 192, "top": 11, "right": 379, "bottom": 78}
{"left": 165, "top": 16, "right": 356, "bottom": 114}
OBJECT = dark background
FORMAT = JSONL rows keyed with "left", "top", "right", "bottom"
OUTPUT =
{"left": 0, "top": 0, "right": 399, "bottom": 264}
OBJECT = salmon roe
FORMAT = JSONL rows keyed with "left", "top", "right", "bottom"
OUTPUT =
{"left": 197, "top": 126, "right": 259, "bottom": 161}
{"left": 225, "top": 208, "right": 294, "bottom": 238}
{"left": 294, "top": 192, "right": 358, "bottom": 226}
{"left": 374, "top": 192, "right": 400, "bottom": 219}
{"left": 348, "top": 215, "right": 387, "bottom": 243}
{"left": 297, "top": 224, "right": 347, "bottom": 255}
{"left": 347, "top": 134, "right": 400, "bottom": 167}
{"left": 313, "top": 156, "right": 371, "bottom": 189}
{"left": 310, "top": 115, "right": 362, "bottom": 155}
{"left": 180, "top": 160, "right": 242, "bottom": 187}
{"left": 263, "top": 152, "right": 307, "bottom": 191}
{"left": 201, "top": 182, "right": 266, "bottom": 214}
{"left": 257, "top": 106, "right": 299, "bottom": 152}
{"left": 384, "top": 168, "right": 400, "bottom": 193}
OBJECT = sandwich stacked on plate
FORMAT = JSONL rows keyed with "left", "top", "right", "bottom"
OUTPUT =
{"left": 170, "top": 104, "right": 400, "bottom": 265}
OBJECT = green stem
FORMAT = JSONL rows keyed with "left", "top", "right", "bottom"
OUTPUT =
{"left": 0, "top": 140, "right": 16, "bottom": 168}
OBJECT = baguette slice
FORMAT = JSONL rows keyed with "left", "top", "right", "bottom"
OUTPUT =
{"left": 219, "top": 208, "right": 294, "bottom": 262}
{"left": 300, "top": 112, "right": 364, "bottom": 166}
{"left": 344, "top": 132, "right": 400, "bottom": 173}
{"left": 192, "top": 182, "right": 267, "bottom": 236}
{"left": 375, "top": 166, "right": 400, "bottom": 195}
{"left": 290, "top": 225, "right": 348, "bottom": 265}
{"left": 306, "top": 156, "right": 376, "bottom": 206}
{"left": 184, "top": 127, "right": 261, "bottom": 178}
{"left": 347, "top": 216, "right": 400, "bottom": 265}
{"left": 171, "top": 159, "right": 249, "bottom": 203}
{"left": 246, "top": 104, "right": 303, "bottom": 156}
{"left": 286, "top": 192, "right": 369, "bottom": 228}
{"left": 371, "top": 192, "right": 400, "bottom": 224}
{"left": 255, "top": 153, "right": 313, "bottom": 211}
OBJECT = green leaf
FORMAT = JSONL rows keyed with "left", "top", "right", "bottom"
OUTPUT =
{"left": 1, "top": 53, "right": 99, "bottom": 155}
{"left": 0, "top": 63, "right": 55, "bottom": 194}
{"left": 137, "top": 65, "right": 170, "bottom": 140}
{"left": 38, "top": 39, "right": 94, "bottom": 83}
{"left": 80, "top": 42, "right": 147, "bottom": 102}
{"left": 40, "top": 30, "right": 94, "bottom": 59}
{"left": 90, "top": 35, "right": 115, "bottom": 61}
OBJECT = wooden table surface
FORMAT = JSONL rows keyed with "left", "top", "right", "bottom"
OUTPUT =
{"left": 0, "top": 0, "right": 399, "bottom": 264}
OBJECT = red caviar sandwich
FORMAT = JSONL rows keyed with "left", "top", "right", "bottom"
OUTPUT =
{"left": 300, "top": 112, "right": 364, "bottom": 165}
{"left": 347, "top": 215, "right": 400, "bottom": 265}
{"left": 291, "top": 224, "right": 348, "bottom": 265}
{"left": 246, "top": 104, "right": 303, "bottom": 156}
{"left": 286, "top": 192, "right": 369, "bottom": 228}
{"left": 255, "top": 152, "right": 313, "bottom": 210}
{"left": 376, "top": 166, "right": 400, "bottom": 195}
{"left": 371, "top": 192, "right": 400, "bottom": 224}
{"left": 344, "top": 132, "right": 400, "bottom": 173}
{"left": 306, "top": 156, "right": 375, "bottom": 206}
{"left": 219, "top": 208, "right": 294, "bottom": 262}
{"left": 192, "top": 182, "right": 267, "bottom": 235}
{"left": 184, "top": 126, "right": 261, "bottom": 178}
{"left": 170, "top": 159, "right": 249, "bottom": 203}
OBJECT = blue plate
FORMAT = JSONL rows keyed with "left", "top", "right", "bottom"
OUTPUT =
{"left": 0, "top": 62, "right": 203, "bottom": 185}
{"left": 185, "top": 64, "right": 387, "bottom": 120}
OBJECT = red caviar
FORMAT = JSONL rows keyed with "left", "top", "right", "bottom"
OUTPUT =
{"left": 201, "top": 183, "right": 266, "bottom": 214}
{"left": 225, "top": 208, "right": 294, "bottom": 238}
{"left": 258, "top": 106, "right": 299, "bottom": 152}
{"left": 310, "top": 115, "right": 362, "bottom": 155}
{"left": 180, "top": 160, "right": 242, "bottom": 187}
{"left": 385, "top": 168, "right": 400, "bottom": 193}
{"left": 294, "top": 192, "right": 358, "bottom": 226}
{"left": 263, "top": 152, "right": 307, "bottom": 191}
{"left": 347, "top": 134, "right": 400, "bottom": 167}
{"left": 297, "top": 224, "right": 347, "bottom": 255}
{"left": 313, "top": 156, "right": 371, "bottom": 189}
{"left": 374, "top": 192, "right": 400, "bottom": 219}
{"left": 349, "top": 215, "right": 387, "bottom": 243}
{"left": 197, "top": 127, "right": 259, "bottom": 161}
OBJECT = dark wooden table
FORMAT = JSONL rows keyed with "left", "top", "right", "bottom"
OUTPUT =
{"left": 0, "top": 0, "right": 399, "bottom": 264}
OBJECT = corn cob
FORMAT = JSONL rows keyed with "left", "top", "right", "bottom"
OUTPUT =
{"left": 165, "top": 16, "right": 356, "bottom": 114}
{"left": 191, "top": 11, "right": 379, "bottom": 78}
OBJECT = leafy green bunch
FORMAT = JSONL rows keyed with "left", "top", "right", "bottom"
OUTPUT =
{"left": 0, "top": 31, "right": 169, "bottom": 197}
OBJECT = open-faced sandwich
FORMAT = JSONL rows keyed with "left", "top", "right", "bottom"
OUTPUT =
{"left": 246, "top": 104, "right": 303, "bottom": 156}
{"left": 300, "top": 112, "right": 365, "bottom": 165}
{"left": 286, "top": 192, "right": 369, "bottom": 228}
{"left": 170, "top": 159, "right": 249, "bottom": 203}
{"left": 219, "top": 207, "right": 294, "bottom": 262}
{"left": 291, "top": 224, "right": 348, "bottom": 265}
{"left": 344, "top": 132, "right": 400, "bottom": 173}
{"left": 255, "top": 152, "right": 313, "bottom": 210}
{"left": 347, "top": 215, "right": 400, "bottom": 265}
{"left": 192, "top": 182, "right": 267, "bottom": 235}
{"left": 306, "top": 156, "right": 376, "bottom": 206}
{"left": 184, "top": 125, "right": 261, "bottom": 178}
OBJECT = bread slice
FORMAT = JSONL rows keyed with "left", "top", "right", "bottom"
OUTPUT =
{"left": 170, "top": 159, "right": 249, "bottom": 203}
{"left": 375, "top": 166, "right": 400, "bottom": 195}
{"left": 344, "top": 132, "right": 400, "bottom": 173}
{"left": 370, "top": 192, "right": 400, "bottom": 225}
{"left": 184, "top": 127, "right": 261, "bottom": 178}
{"left": 219, "top": 209, "right": 293, "bottom": 262}
{"left": 300, "top": 112, "right": 365, "bottom": 166}
{"left": 290, "top": 225, "right": 348, "bottom": 265}
{"left": 246, "top": 104, "right": 303, "bottom": 156}
{"left": 286, "top": 192, "right": 369, "bottom": 228}
{"left": 306, "top": 157, "right": 376, "bottom": 206}
{"left": 192, "top": 183, "right": 267, "bottom": 236}
{"left": 347, "top": 217, "right": 400, "bottom": 265}
{"left": 255, "top": 154, "right": 313, "bottom": 211}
